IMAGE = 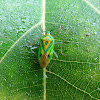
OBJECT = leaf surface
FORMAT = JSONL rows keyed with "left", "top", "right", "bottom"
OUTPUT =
{"left": 0, "top": 0, "right": 100, "bottom": 100}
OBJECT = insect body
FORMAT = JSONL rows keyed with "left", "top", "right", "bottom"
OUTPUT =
{"left": 38, "top": 32, "right": 54, "bottom": 68}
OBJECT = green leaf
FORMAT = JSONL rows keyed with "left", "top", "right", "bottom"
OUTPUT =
{"left": 0, "top": 0, "right": 100, "bottom": 100}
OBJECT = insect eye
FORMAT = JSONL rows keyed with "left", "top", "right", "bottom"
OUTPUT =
{"left": 40, "top": 54, "right": 42, "bottom": 56}
{"left": 48, "top": 54, "right": 50, "bottom": 57}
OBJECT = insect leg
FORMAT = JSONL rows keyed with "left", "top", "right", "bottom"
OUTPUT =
{"left": 49, "top": 67, "right": 51, "bottom": 74}
{"left": 61, "top": 41, "right": 63, "bottom": 54}
{"left": 31, "top": 47, "right": 37, "bottom": 53}
{"left": 55, "top": 41, "right": 66, "bottom": 56}
{"left": 61, "top": 41, "right": 67, "bottom": 56}
{"left": 53, "top": 50, "right": 58, "bottom": 58}
{"left": 55, "top": 41, "right": 64, "bottom": 55}
{"left": 38, "top": 28, "right": 43, "bottom": 34}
